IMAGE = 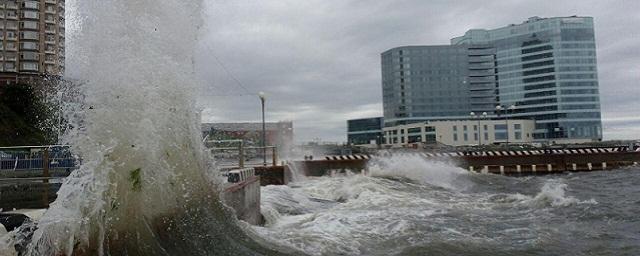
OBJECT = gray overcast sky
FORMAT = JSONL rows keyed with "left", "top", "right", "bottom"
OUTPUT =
{"left": 195, "top": 0, "right": 640, "bottom": 143}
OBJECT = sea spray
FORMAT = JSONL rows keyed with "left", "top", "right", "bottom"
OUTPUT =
{"left": 1, "top": 1, "right": 291, "bottom": 255}
{"left": 367, "top": 154, "right": 469, "bottom": 190}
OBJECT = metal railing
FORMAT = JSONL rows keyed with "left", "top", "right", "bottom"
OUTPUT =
{"left": 204, "top": 139, "right": 279, "bottom": 168}
{"left": 0, "top": 145, "right": 77, "bottom": 209}
{"left": 0, "top": 145, "right": 77, "bottom": 172}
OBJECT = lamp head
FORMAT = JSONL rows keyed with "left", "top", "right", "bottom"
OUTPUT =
{"left": 258, "top": 91, "right": 265, "bottom": 100}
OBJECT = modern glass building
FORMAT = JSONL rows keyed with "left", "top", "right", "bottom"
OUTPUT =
{"left": 381, "top": 16, "right": 602, "bottom": 142}
{"left": 381, "top": 45, "right": 497, "bottom": 127}
{"left": 452, "top": 16, "right": 602, "bottom": 141}
{"left": 347, "top": 117, "right": 384, "bottom": 145}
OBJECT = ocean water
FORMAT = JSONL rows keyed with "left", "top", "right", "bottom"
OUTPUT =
{"left": 254, "top": 155, "right": 640, "bottom": 256}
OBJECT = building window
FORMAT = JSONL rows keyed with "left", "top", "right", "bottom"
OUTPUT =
{"left": 453, "top": 125, "right": 457, "bottom": 132}
{"left": 408, "top": 135, "right": 421, "bottom": 143}
{"left": 495, "top": 132, "right": 508, "bottom": 140}
{"left": 484, "top": 133, "right": 489, "bottom": 141}
{"left": 474, "top": 133, "right": 478, "bottom": 141}
{"left": 20, "top": 42, "right": 38, "bottom": 50}
{"left": 473, "top": 125, "right": 478, "bottom": 131}
{"left": 514, "top": 124, "right": 522, "bottom": 130}
{"left": 408, "top": 127, "right": 421, "bottom": 134}
{"left": 453, "top": 133, "right": 458, "bottom": 141}
{"left": 21, "top": 62, "right": 38, "bottom": 71}
{"left": 484, "top": 125, "right": 488, "bottom": 130}
{"left": 464, "top": 133, "right": 468, "bottom": 141}
{"left": 463, "top": 125, "right": 468, "bottom": 131}
{"left": 515, "top": 132, "right": 522, "bottom": 140}
{"left": 400, "top": 137, "right": 405, "bottom": 143}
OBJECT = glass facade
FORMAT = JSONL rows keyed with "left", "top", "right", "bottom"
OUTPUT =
{"left": 347, "top": 117, "right": 384, "bottom": 145}
{"left": 381, "top": 45, "right": 497, "bottom": 127}
{"left": 451, "top": 16, "right": 602, "bottom": 140}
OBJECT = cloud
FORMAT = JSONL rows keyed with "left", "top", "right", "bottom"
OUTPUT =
{"left": 196, "top": 0, "right": 640, "bottom": 142}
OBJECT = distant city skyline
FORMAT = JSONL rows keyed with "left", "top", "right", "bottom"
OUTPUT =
{"left": 196, "top": 1, "right": 640, "bottom": 143}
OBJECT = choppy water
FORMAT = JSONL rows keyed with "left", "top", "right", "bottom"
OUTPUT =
{"left": 255, "top": 156, "right": 640, "bottom": 256}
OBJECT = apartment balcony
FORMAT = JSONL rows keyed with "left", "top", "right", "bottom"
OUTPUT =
{"left": 45, "top": 8, "right": 55, "bottom": 14}
{"left": 45, "top": 0, "right": 56, "bottom": 4}
{"left": 6, "top": 14, "right": 18, "bottom": 20}
{"left": 6, "top": 3, "right": 18, "bottom": 9}
{"left": 6, "top": 36, "right": 18, "bottom": 41}
{"left": 469, "top": 70, "right": 495, "bottom": 77}
{"left": 468, "top": 76, "right": 496, "bottom": 83}
{"left": 469, "top": 63, "right": 495, "bottom": 70}
{"left": 470, "top": 98, "right": 496, "bottom": 105}
{"left": 468, "top": 55, "right": 494, "bottom": 63}
{"left": 470, "top": 91, "right": 495, "bottom": 97}
{"left": 45, "top": 18, "right": 56, "bottom": 24}
{"left": 468, "top": 48, "right": 495, "bottom": 56}
{"left": 469, "top": 85, "right": 495, "bottom": 91}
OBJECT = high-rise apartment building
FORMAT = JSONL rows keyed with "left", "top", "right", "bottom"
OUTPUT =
{"left": 381, "top": 16, "right": 602, "bottom": 142}
{"left": 0, "top": 0, "right": 65, "bottom": 84}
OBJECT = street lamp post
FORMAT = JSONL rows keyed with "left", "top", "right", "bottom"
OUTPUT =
{"left": 496, "top": 105, "right": 505, "bottom": 147}
{"left": 506, "top": 105, "right": 516, "bottom": 148}
{"left": 471, "top": 112, "right": 488, "bottom": 147}
{"left": 258, "top": 92, "right": 267, "bottom": 166}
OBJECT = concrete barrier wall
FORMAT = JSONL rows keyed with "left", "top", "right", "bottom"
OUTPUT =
{"left": 289, "top": 160, "right": 368, "bottom": 177}
{"left": 283, "top": 151, "right": 640, "bottom": 178}
{"left": 222, "top": 176, "right": 262, "bottom": 225}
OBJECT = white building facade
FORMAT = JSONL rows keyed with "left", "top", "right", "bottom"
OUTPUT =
{"left": 383, "top": 119, "right": 535, "bottom": 147}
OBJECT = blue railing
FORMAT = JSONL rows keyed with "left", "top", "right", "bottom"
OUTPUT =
{"left": 0, "top": 146, "right": 77, "bottom": 171}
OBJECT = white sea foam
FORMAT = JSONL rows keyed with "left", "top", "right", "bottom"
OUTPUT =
{"left": 529, "top": 180, "right": 597, "bottom": 207}
{"left": 367, "top": 154, "right": 469, "bottom": 190}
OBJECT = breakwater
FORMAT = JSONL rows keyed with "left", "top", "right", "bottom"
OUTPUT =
{"left": 285, "top": 147, "right": 640, "bottom": 179}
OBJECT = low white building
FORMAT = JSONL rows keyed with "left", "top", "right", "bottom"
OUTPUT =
{"left": 383, "top": 119, "right": 535, "bottom": 147}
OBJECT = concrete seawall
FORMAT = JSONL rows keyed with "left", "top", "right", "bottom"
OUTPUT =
{"left": 287, "top": 149, "right": 640, "bottom": 177}
{"left": 222, "top": 175, "right": 262, "bottom": 225}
